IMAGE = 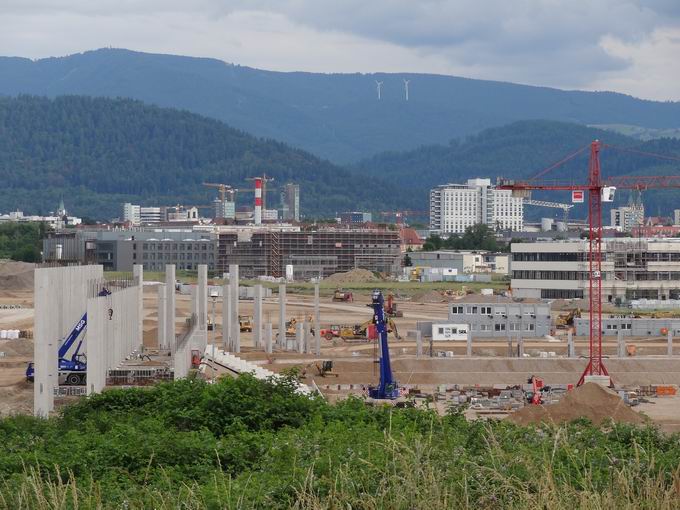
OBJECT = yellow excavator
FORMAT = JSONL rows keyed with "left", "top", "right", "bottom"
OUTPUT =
{"left": 556, "top": 308, "right": 580, "bottom": 329}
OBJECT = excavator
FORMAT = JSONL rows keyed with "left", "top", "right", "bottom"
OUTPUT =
{"left": 385, "top": 293, "right": 404, "bottom": 318}
{"left": 526, "top": 375, "right": 545, "bottom": 405}
{"left": 555, "top": 308, "right": 580, "bottom": 329}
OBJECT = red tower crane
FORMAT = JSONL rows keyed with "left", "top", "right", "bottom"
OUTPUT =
{"left": 498, "top": 140, "right": 680, "bottom": 386}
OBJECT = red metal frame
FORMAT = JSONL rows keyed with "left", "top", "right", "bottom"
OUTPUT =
{"left": 498, "top": 140, "right": 680, "bottom": 386}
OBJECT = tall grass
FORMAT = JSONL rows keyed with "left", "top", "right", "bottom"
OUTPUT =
{"left": 2, "top": 425, "right": 679, "bottom": 510}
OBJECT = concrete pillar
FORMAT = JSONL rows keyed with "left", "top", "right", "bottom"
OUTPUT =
{"left": 229, "top": 265, "right": 240, "bottom": 353}
{"left": 668, "top": 330, "right": 673, "bottom": 357}
{"left": 197, "top": 265, "right": 208, "bottom": 332}
{"left": 296, "top": 323, "right": 304, "bottom": 353}
{"left": 314, "top": 281, "right": 321, "bottom": 356}
{"left": 278, "top": 284, "right": 286, "bottom": 347}
{"left": 415, "top": 330, "right": 423, "bottom": 358}
{"left": 157, "top": 283, "right": 167, "bottom": 350}
{"left": 507, "top": 337, "right": 513, "bottom": 358}
{"left": 518, "top": 336, "right": 524, "bottom": 358}
{"left": 254, "top": 284, "right": 263, "bottom": 349}
{"left": 567, "top": 330, "right": 575, "bottom": 358}
{"left": 222, "top": 277, "right": 230, "bottom": 351}
{"left": 133, "top": 264, "right": 144, "bottom": 351}
{"left": 165, "top": 265, "right": 176, "bottom": 354}
{"left": 617, "top": 329, "right": 625, "bottom": 358}
{"left": 466, "top": 329, "right": 472, "bottom": 357}
{"left": 265, "top": 323, "right": 273, "bottom": 354}
{"left": 303, "top": 317, "right": 311, "bottom": 353}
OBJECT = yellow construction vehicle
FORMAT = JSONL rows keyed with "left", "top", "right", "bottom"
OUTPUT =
{"left": 332, "top": 289, "right": 354, "bottom": 302}
{"left": 239, "top": 315, "right": 253, "bottom": 332}
{"left": 556, "top": 308, "right": 581, "bottom": 329}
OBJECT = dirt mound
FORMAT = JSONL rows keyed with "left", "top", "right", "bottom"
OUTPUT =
{"left": 509, "top": 382, "right": 646, "bottom": 426}
{"left": 412, "top": 290, "right": 444, "bottom": 303}
{"left": 324, "top": 269, "right": 379, "bottom": 284}
{"left": 0, "top": 260, "right": 35, "bottom": 291}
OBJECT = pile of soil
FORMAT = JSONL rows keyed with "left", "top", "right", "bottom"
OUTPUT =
{"left": 412, "top": 290, "right": 445, "bottom": 303}
{"left": 509, "top": 382, "right": 646, "bottom": 426}
{"left": 0, "top": 260, "right": 35, "bottom": 291}
{"left": 325, "top": 269, "right": 379, "bottom": 284}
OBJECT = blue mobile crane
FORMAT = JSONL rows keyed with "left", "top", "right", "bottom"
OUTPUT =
{"left": 26, "top": 288, "right": 110, "bottom": 386}
{"left": 368, "top": 290, "right": 401, "bottom": 400}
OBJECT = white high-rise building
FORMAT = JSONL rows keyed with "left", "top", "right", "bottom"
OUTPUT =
{"left": 122, "top": 203, "right": 141, "bottom": 225}
{"left": 610, "top": 205, "right": 644, "bottom": 232}
{"left": 430, "top": 178, "right": 523, "bottom": 234}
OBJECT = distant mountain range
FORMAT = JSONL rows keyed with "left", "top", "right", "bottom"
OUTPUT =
{"left": 1, "top": 48, "right": 680, "bottom": 163}
{"left": 0, "top": 95, "right": 412, "bottom": 219}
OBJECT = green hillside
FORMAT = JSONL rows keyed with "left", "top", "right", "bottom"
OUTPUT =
{"left": 0, "top": 95, "right": 413, "bottom": 219}
{"left": 1, "top": 48, "right": 680, "bottom": 163}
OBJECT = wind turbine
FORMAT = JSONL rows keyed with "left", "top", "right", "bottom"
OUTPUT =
{"left": 403, "top": 79, "right": 410, "bottom": 101}
{"left": 375, "top": 80, "right": 383, "bottom": 100}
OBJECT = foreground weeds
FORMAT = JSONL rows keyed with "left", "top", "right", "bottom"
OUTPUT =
{"left": 1, "top": 376, "right": 679, "bottom": 509}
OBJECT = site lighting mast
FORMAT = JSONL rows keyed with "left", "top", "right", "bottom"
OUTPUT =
{"left": 498, "top": 140, "right": 680, "bottom": 386}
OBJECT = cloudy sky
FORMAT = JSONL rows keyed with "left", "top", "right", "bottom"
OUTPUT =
{"left": 1, "top": 0, "right": 679, "bottom": 101}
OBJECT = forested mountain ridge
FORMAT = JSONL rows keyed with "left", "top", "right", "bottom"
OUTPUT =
{"left": 0, "top": 95, "right": 414, "bottom": 219}
{"left": 355, "top": 120, "right": 680, "bottom": 218}
{"left": 1, "top": 48, "right": 680, "bottom": 163}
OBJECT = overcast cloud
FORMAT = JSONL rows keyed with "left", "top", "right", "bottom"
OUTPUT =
{"left": 1, "top": 1, "right": 679, "bottom": 100}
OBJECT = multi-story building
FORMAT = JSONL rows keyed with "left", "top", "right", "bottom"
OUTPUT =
{"left": 281, "top": 183, "right": 300, "bottom": 222}
{"left": 448, "top": 296, "right": 550, "bottom": 338}
{"left": 409, "top": 250, "right": 510, "bottom": 275}
{"left": 122, "top": 203, "right": 141, "bottom": 225}
{"left": 140, "top": 207, "right": 163, "bottom": 224}
{"left": 610, "top": 204, "right": 644, "bottom": 232}
{"left": 339, "top": 211, "right": 372, "bottom": 225}
{"left": 217, "top": 228, "right": 401, "bottom": 279}
{"left": 511, "top": 238, "right": 680, "bottom": 302}
{"left": 430, "top": 178, "right": 523, "bottom": 234}
{"left": 43, "top": 229, "right": 217, "bottom": 272}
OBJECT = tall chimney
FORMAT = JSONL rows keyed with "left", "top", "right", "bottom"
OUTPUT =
{"left": 254, "top": 177, "right": 262, "bottom": 225}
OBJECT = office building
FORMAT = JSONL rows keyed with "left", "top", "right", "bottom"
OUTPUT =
{"left": 430, "top": 178, "right": 523, "bottom": 234}
{"left": 511, "top": 238, "right": 680, "bottom": 302}
{"left": 281, "top": 183, "right": 300, "bottom": 222}
{"left": 448, "top": 296, "right": 550, "bottom": 338}
{"left": 122, "top": 203, "right": 141, "bottom": 225}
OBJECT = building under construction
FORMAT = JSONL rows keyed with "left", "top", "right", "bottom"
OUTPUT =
{"left": 512, "top": 238, "right": 680, "bottom": 303}
{"left": 217, "top": 228, "right": 401, "bottom": 279}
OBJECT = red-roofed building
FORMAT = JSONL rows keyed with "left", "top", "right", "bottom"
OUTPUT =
{"left": 399, "top": 227, "right": 424, "bottom": 252}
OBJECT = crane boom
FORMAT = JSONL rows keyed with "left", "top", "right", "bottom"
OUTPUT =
{"left": 499, "top": 140, "right": 680, "bottom": 387}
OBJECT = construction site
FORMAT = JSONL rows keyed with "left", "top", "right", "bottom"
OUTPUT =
{"left": 2, "top": 255, "right": 680, "bottom": 432}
